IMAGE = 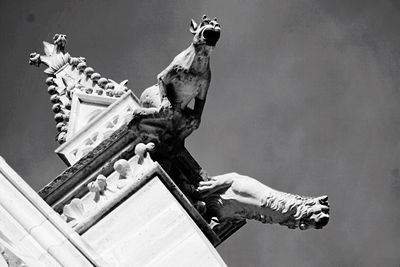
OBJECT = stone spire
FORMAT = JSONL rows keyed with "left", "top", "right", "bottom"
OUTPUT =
{"left": 29, "top": 34, "right": 130, "bottom": 144}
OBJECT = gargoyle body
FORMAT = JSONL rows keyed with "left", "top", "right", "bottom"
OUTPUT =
{"left": 198, "top": 173, "right": 330, "bottom": 230}
{"left": 134, "top": 15, "right": 221, "bottom": 142}
{"left": 131, "top": 16, "right": 330, "bottom": 231}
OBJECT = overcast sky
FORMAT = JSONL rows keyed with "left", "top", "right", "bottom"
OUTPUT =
{"left": 1, "top": 0, "right": 400, "bottom": 266}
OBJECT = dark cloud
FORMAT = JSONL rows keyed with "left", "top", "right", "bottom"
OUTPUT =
{"left": 1, "top": 0, "right": 399, "bottom": 266}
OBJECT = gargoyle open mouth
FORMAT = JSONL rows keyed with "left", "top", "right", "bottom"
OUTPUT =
{"left": 203, "top": 28, "right": 220, "bottom": 47}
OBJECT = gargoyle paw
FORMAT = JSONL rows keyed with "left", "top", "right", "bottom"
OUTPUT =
{"left": 197, "top": 177, "right": 221, "bottom": 192}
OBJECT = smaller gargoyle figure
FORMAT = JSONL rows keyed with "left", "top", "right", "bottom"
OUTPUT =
{"left": 198, "top": 173, "right": 330, "bottom": 230}
{"left": 114, "top": 159, "right": 134, "bottom": 189}
{"left": 87, "top": 174, "right": 108, "bottom": 202}
{"left": 53, "top": 33, "right": 67, "bottom": 52}
{"left": 133, "top": 15, "right": 221, "bottom": 141}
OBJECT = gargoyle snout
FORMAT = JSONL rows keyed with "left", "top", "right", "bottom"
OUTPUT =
{"left": 299, "top": 213, "right": 329, "bottom": 230}
{"left": 202, "top": 26, "right": 221, "bottom": 47}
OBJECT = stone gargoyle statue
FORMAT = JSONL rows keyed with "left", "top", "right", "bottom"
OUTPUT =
{"left": 130, "top": 15, "right": 330, "bottom": 231}
{"left": 198, "top": 173, "right": 330, "bottom": 230}
{"left": 132, "top": 15, "right": 221, "bottom": 146}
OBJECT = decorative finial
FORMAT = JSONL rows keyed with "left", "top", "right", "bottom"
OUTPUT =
{"left": 30, "top": 34, "right": 132, "bottom": 145}
{"left": 29, "top": 33, "right": 70, "bottom": 74}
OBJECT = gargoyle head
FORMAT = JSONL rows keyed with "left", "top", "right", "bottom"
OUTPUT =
{"left": 290, "top": 195, "right": 330, "bottom": 230}
{"left": 190, "top": 15, "right": 221, "bottom": 47}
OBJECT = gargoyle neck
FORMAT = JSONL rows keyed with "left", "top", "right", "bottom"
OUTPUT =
{"left": 187, "top": 43, "right": 211, "bottom": 73}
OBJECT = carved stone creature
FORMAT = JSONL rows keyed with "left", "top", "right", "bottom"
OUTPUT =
{"left": 88, "top": 175, "right": 108, "bottom": 202}
{"left": 198, "top": 173, "right": 330, "bottom": 230}
{"left": 134, "top": 15, "right": 221, "bottom": 138}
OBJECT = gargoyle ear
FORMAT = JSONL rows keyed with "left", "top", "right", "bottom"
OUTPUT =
{"left": 190, "top": 19, "right": 198, "bottom": 34}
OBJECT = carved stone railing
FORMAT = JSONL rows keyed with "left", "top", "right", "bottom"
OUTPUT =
{"left": 57, "top": 142, "right": 220, "bottom": 246}
{"left": 61, "top": 143, "right": 156, "bottom": 233}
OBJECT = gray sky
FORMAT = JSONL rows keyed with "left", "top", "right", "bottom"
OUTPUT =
{"left": 1, "top": 0, "right": 400, "bottom": 266}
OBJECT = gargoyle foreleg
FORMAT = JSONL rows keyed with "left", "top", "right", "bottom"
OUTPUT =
{"left": 133, "top": 107, "right": 159, "bottom": 116}
{"left": 158, "top": 79, "right": 172, "bottom": 112}
{"left": 190, "top": 97, "right": 206, "bottom": 129}
{"left": 134, "top": 80, "right": 172, "bottom": 119}
{"left": 197, "top": 173, "right": 330, "bottom": 230}
{"left": 198, "top": 175, "right": 233, "bottom": 198}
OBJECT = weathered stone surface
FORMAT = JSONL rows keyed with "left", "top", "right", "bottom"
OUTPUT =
{"left": 132, "top": 15, "right": 221, "bottom": 147}
{"left": 82, "top": 176, "right": 226, "bottom": 266}
{"left": 0, "top": 157, "right": 107, "bottom": 266}
{"left": 56, "top": 142, "right": 221, "bottom": 246}
{"left": 40, "top": 125, "right": 142, "bottom": 214}
{"left": 198, "top": 173, "right": 329, "bottom": 230}
{"left": 33, "top": 16, "right": 330, "bottom": 261}
{"left": 61, "top": 143, "right": 158, "bottom": 233}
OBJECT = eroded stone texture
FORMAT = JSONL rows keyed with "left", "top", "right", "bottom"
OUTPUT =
{"left": 0, "top": 158, "right": 106, "bottom": 266}
{"left": 198, "top": 173, "right": 330, "bottom": 230}
{"left": 131, "top": 15, "right": 221, "bottom": 152}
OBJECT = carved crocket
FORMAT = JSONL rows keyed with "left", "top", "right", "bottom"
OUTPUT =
{"left": 133, "top": 15, "right": 221, "bottom": 140}
{"left": 198, "top": 173, "right": 330, "bottom": 230}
